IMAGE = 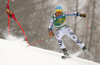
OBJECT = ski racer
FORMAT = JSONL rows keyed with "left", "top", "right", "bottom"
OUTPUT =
{"left": 48, "top": 6, "right": 87, "bottom": 56}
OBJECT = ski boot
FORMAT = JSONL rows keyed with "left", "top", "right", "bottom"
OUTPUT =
{"left": 61, "top": 48, "right": 69, "bottom": 59}
{"left": 82, "top": 46, "right": 87, "bottom": 52}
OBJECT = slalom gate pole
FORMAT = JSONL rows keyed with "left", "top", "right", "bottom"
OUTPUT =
{"left": 6, "top": 1, "right": 29, "bottom": 44}
{"left": 14, "top": 18, "right": 29, "bottom": 44}
{"left": 16, "top": 20, "right": 29, "bottom": 44}
{"left": 8, "top": 0, "right": 10, "bottom": 35}
{"left": 26, "top": 36, "right": 50, "bottom": 47}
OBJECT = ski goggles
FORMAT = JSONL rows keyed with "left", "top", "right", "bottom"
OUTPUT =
{"left": 55, "top": 11, "right": 62, "bottom": 15}
{"left": 55, "top": 9, "right": 63, "bottom": 12}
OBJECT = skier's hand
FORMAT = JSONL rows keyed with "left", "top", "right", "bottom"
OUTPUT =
{"left": 49, "top": 31, "right": 54, "bottom": 37}
{"left": 80, "top": 13, "right": 86, "bottom": 18}
{"left": 48, "top": 28, "right": 54, "bottom": 37}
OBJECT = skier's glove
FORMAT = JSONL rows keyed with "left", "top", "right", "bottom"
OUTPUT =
{"left": 49, "top": 31, "right": 54, "bottom": 37}
{"left": 48, "top": 28, "right": 54, "bottom": 37}
{"left": 80, "top": 13, "right": 87, "bottom": 17}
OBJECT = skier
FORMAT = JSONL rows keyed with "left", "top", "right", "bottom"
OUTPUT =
{"left": 48, "top": 6, "right": 87, "bottom": 57}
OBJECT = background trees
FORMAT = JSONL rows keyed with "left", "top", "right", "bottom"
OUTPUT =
{"left": 0, "top": 0, "right": 100, "bottom": 63}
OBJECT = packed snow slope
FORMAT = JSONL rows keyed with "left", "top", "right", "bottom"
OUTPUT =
{"left": 0, "top": 38, "right": 99, "bottom": 65}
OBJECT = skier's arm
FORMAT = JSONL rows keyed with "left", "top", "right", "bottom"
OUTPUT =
{"left": 64, "top": 12, "right": 86, "bottom": 17}
{"left": 48, "top": 18, "right": 54, "bottom": 37}
{"left": 48, "top": 18, "right": 54, "bottom": 30}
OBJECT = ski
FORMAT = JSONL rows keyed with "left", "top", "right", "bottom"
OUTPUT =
{"left": 85, "top": 50, "right": 94, "bottom": 59}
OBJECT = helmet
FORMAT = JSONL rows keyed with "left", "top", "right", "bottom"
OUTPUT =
{"left": 55, "top": 6, "right": 63, "bottom": 12}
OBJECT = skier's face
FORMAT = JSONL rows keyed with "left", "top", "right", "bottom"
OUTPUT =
{"left": 55, "top": 11, "right": 62, "bottom": 17}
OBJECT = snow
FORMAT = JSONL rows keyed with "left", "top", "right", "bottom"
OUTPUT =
{"left": 0, "top": 36, "right": 100, "bottom": 65}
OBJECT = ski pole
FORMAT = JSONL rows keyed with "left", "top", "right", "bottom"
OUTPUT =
{"left": 82, "top": 15, "right": 90, "bottom": 31}
{"left": 85, "top": 19, "right": 90, "bottom": 31}
{"left": 26, "top": 36, "right": 50, "bottom": 47}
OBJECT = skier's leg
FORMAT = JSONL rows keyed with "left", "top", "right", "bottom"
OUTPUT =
{"left": 65, "top": 27, "right": 86, "bottom": 50}
{"left": 56, "top": 30, "right": 65, "bottom": 49}
{"left": 56, "top": 30, "right": 68, "bottom": 54}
